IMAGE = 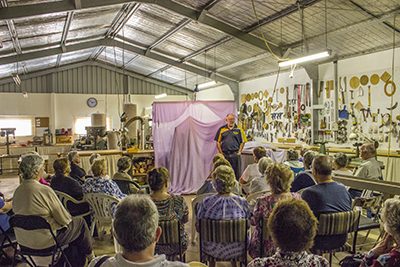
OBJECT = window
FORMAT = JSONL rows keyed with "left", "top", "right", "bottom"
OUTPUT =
{"left": 0, "top": 116, "right": 34, "bottom": 136}
{"left": 74, "top": 116, "right": 112, "bottom": 135}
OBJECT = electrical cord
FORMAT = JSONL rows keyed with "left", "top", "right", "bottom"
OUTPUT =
{"left": 250, "top": 0, "right": 284, "bottom": 61}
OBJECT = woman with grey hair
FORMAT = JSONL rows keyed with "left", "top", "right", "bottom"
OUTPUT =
{"left": 284, "top": 148, "right": 305, "bottom": 175}
{"left": 14, "top": 154, "right": 94, "bottom": 267}
{"left": 112, "top": 156, "right": 139, "bottom": 194}
{"left": 196, "top": 165, "right": 251, "bottom": 267}
{"left": 68, "top": 151, "right": 86, "bottom": 185}
{"left": 86, "top": 153, "right": 101, "bottom": 177}
{"left": 361, "top": 198, "right": 400, "bottom": 266}
{"left": 290, "top": 151, "right": 317, "bottom": 192}
{"left": 332, "top": 152, "right": 353, "bottom": 176}
{"left": 248, "top": 156, "right": 273, "bottom": 194}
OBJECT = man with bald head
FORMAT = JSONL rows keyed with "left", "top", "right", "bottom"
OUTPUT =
{"left": 214, "top": 113, "right": 247, "bottom": 180}
{"left": 302, "top": 154, "right": 352, "bottom": 250}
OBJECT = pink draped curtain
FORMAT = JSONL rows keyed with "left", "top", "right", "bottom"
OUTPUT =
{"left": 152, "top": 101, "right": 237, "bottom": 194}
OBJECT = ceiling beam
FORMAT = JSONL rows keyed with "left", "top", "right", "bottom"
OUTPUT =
{"left": 56, "top": 11, "right": 74, "bottom": 67}
{"left": 285, "top": 8, "right": 400, "bottom": 50}
{"left": 243, "top": 0, "right": 322, "bottom": 33}
{"left": 0, "top": 0, "right": 282, "bottom": 56}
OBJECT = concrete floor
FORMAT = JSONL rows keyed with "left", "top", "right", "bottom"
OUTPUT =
{"left": 0, "top": 173, "right": 380, "bottom": 267}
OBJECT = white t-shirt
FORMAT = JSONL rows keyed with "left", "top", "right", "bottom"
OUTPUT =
{"left": 241, "top": 163, "right": 262, "bottom": 193}
{"left": 89, "top": 253, "right": 190, "bottom": 267}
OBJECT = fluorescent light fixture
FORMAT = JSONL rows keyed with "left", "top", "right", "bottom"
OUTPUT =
{"left": 278, "top": 51, "right": 331, "bottom": 67}
{"left": 145, "top": 106, "right": 152, "bottom": 110}
{"left": 197, "top": 81, "right": 217, "bottom": 89}
{"left": 155, "top": 93, "right": 167, "bottom": 99}
{"left": 12, "top": 73, "right": 21, "bottom": 85}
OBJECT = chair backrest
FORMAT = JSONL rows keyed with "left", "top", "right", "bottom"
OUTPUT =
{"left": 317, "top": 210, "right": 361, "bottom": 236}
{"left": 192, "top": 193, "right": 214, "bottom": 213}
{"left": 246, "top": 190, "right": 271, "bottom": 202}
{"left": 54, "top": 190, "right": 91, "bottom": 217}
{"left": 9, "top": 215, "right": 57, "bottom": 249}
{"left": 157, "top": 220, "right": 181, "bottom": 245}
{"left": 354, "top": 196, "right": 381, "bottom": 209}
{"left": 84, "top": 193, "right": 119, "bottom": 223}
{"left": 113, "top": 179, "right": 139, "bottom": 195}
{"left": 199, "top": 218, "right": 247, "bottom": 243}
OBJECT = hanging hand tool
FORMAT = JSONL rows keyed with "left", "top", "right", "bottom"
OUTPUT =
{"left": 286, "top": 87, "right": 290, "bottom": 118}
{"left": 305, "top": 83, "right": 311, "bottom": 107}
{"left": 339, "top": 77, "right": 345, "bottom": 105}
{"left": 387, "top": 102, "right": 398, "bottom": 110}
{"left": 350, "top": 90, "right": 354, "bottom": 99}
{"left": 319, "top": 81, "right": 324, "bottom": 98}
{"left": 360, "top": 108, "right": 367, "bottom": 122}
{"left": 358, "top": 86, "right": 364, "bottom": 96}
{"left": 325, "top": 81, "right": 330, "bottom": 98}
{"left": 368, "top": 85, "right": 371, "bottom": 107}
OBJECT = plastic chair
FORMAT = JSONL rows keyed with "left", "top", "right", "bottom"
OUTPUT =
{"left": 310, "top": 210, "right": 361, "bottom": 265}
{"left": 54, "top": 190, "right": 90, "bottom": 218}
{"left": 84, "top": 193, "right": 120, "bottom": 253}
{"left": 113, "top": 179, "right": 149, "bottom": 194}
{"left": 9, "top": 214, "right": 72, "bottom": 267}
{"left": 245, "top": 190, "right": 271, "bottom": 202}
{"left": 199, "top": 218, "right": 248, "bottom": 267}
{"left": 156, "top": 220, "right": 185, "bottom": 262}
{"left": 0, "top": 225, "right": 17, "bottom": 265}
{"left": 258, "top": 216, "right": 271, "bottom": 258}
{"left": 190, "top": 193, "right": 214, "bottom": 243}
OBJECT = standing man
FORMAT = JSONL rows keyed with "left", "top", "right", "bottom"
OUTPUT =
{"left": 214, "top": 113, "right": 247, "bottom": 180}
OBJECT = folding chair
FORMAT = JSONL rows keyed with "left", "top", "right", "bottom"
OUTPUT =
{"left": 199, "top": 218, "right": 248, "bottom": 267}
{"left": 113, "top": 179, "right": 149, "bottom": 194}
{"left": 245, "top": 190, "right": 271, "bottom": 203}
{"left": 9, "top": 215, "right": 72, "bottom": 267}
{"left": 352, "top": 195, "right": 383, "bottom": 252}
{"left": 310, "top": 210, "right": 361, "bottom": 265}
{"left": 156, "top": 220, "right": 185, "bottom": 262}
{"left": 258, "top": 216, "right": 272, "bottom": 258}
{"left": 84, "top": 193, "right": 120, "bottom": 253}
{"left": 0, "top": 225, "right": 17, "bottom": 265}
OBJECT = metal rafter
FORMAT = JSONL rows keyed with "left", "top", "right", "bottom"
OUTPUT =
{"left": 0, "top": 0, "right": 282, "bottom": 55}
{"left": 1, "top": 0, "right": 22, "bottom": 55}
{"left": 243, "top": 0, "right": 322, "bottom": 33}
{"left": 56, "top": 11, "right": 74, "bottom": 67}
{"left": 91, "top": 3, "right": 140, "bottom": 60}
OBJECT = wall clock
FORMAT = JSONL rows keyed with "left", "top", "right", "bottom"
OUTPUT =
{"left": 87, "top": 97, "right": 97, "bottom": 108}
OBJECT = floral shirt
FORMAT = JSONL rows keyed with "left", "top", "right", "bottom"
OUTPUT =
{"left": 249, "top": 193, "right": 301, "bottom": 259}
{"left": 361, "top": 246, "right": 400, "bottom": 267}
{"left": 152, "top": 195, "right": 189, "bottom": 255}
{"left": 248, "top": 249, "right": 329, "bottom": 267}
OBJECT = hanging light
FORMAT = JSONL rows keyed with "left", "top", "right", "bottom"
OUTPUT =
{"left": 12, "top": 73, "right": 21, "bottom": 85}
{"left": 22, "top": 91, "right": 28, "bottom": 98}
{"left": 197, "top": 81, "right": 217, "bottom": 89}
{"left": 155, "top": 93, "right": 167, "bottom": 99}
{"left": 278, "top": 51, "right": 331, "bottom": 67}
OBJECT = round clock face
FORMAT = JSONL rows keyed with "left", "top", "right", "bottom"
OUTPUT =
{"left": 87, "top": 97, "right": 97, "bottom": 108}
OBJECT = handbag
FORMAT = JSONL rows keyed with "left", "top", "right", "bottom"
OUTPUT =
{"left": 339, "top": 253, "right": 366, "bottom": 267}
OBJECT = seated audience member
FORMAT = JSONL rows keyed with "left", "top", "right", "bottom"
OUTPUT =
{"left": 86, "top": 153, "right": 101, "bottom": 177}
{"left": 148, "top": 167, "right": 189, "bottom": 256}
{"left": 68, "top": 151, "right": 86, "bottom": 185}
{"left": 50, "top": 157, "right": 90, "bottom": 219}
{"left": 249, "top": 163, "right": 300, "bottom": 259}
{"left": 361, "top": 198, "right": 400, "bottom": 267}
{"left": 196, "top": 158, "right": 240, "bottom": 196}
{"left": 0, "top": 194, "right": 12, "bottom": 233}
{"left": 298, "top": 145, "right": 310, "bottom": 163}
{"left": 302, "top": 154, "right": 352, "bottom": 250}
{"left": 205, "top": 153, "right": 225, "bottom": 180}
{"left": 19, "top": 151, "right": 50, "bottom": 186}
{"left": 290, "top": 151, "right": 317, "bottom": 193}
{"left": 83, "top": 158, "right": 126, "bottom": 200}
{"left": 239, "top": 147, "right": 267, "bottom": 194}
{"left": 51, "top": 157, "right": 84, "bottom": 200}
{"left": 349, "top": 143, "right": 382, "bottom": 199}
{"left": 332, "top": 152, "right": 353, "bottom": 176}
{"left": 15, "top": 154, "right": 93, "bottom": 267}
{"left": 248, "top": 198, "right": 329, "bottom": 267}
{"left": 113, "top": 156, "right": 139, "bottom": 194}
{"left": 89, "top": 194, "right": 189, "bottom": 267}
{"left": 248, "top": 156, "right": 273, "bottom": 194}
{"left": 283, "top": 148, "right": 305, "bottom": 175}
{"left": 196, "top": 165, "right": 250, "bottom": 267}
